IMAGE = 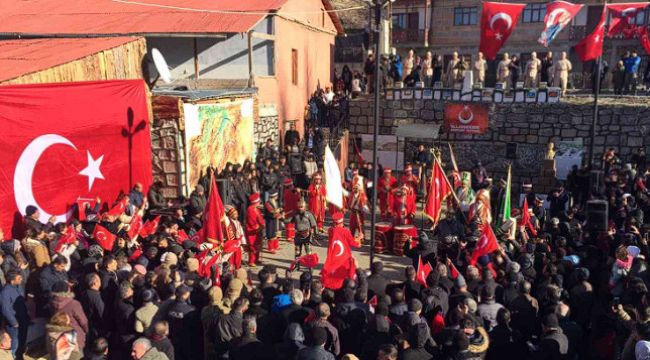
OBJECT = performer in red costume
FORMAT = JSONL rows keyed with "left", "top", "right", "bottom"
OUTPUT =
{"left": 283, "top": 178, "right": 301, "bottom": 243}
{"left": 388, "top": 184, "right": 416, "bottom": 225}
{"left": 377, "top": 168, "right": 398, "bottom": 220}
{"left": 400, "top": 164, "right": 419, "bottom": 192}
{"left": 245, "top": 193, "right": 265, "bottom": 267}
{"left": 308, "top": 173, "right": 327, "bottom": 232}
{"left": 347, "top": 183, "right": 369, "bottom": 238}
{"left": 321, "top": 212, "right": 361, "bottom": 290}
{"left": 223, "top": 205, "right": 244, "bottom": 269}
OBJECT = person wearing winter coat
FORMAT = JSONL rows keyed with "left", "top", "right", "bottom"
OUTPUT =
{"left": 45, "top": 312, "right": 82, "bottom": 360}
{"left": 131, "top": 338, "right": 170, "bottom": 360}
{"left": 1, "top": 271, "right": 29, "bottom": 359}
{"left": 79, "top": 273, "right": 105, "bottom": 345}
{"left": 49, "top": 281, "right": 89, "bottom": 351}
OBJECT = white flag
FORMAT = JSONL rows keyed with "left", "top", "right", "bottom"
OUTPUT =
{"left": 324, "top": 145, "right": 344, "bottom": 209}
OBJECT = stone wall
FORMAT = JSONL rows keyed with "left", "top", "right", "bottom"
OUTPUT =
{"left": 255, "top": 104, "right": 280, "bottom": 150}
{"left": 348, "top": 96, "right": 650, "bottom": 194}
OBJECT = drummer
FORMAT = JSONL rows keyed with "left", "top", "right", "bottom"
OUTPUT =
{"left": 378, "top": 168, "right": 398, "bottom": 220}
{"left": 389, "top": 184, "right": 416, "bottom": 226}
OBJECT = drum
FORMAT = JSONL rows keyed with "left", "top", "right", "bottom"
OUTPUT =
{"left": 374, "top": 222, "right": 393, "bottom": 254}
{"left": 393, "top": 225, "right": 419, "bottom": 256}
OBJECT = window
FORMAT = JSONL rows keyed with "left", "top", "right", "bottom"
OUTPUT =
{"left": 393, "top": 13, "right": 419, "bottom": 29}
{"left": 291, "top": 49, "right": 298, "bottom": 85}
{"left": 454, "top": 7, "right": 478, "bottom": 26}
{"left": 522, "top": 3, "right": 546, "bottom": 23}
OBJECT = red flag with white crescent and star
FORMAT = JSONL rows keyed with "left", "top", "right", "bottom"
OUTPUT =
{"left": 54, "top": 226, "right": 76, "bottom": 254}
{"left": 322, "top": 225, "right": 359, "bottom": 290}
{"left": 425, "top": 158, "right": 454, "bottom": 228}
{"left": 538, "top": 1, "right": 584, "bottom": 47}
{"left": 128, "top": 213, "right": 143, "bottom": 241}
{"left": 76, "top": 198, "right": 97, "bottom": 221}
{"left": 139, "top": 215, "right": 161, "bottom": 239}
{"left": 520, "top": 198, "right": 538, "bottom": 237}
{"left": 607, "top": 3, "right": 649, "bottom": 38}
{"left": 470, "top": 223, "right": 499, "bottom": 265}
{"left": 575, "top": 7, "right": 607, "bottom": 62}
{"left": 92, "top": 224, "right": 117, "bottom": 251}
{"left": 416, "top": 255, "right": 433, "bottom": 288}
{"left": 0, "top": 80, "right": 152, "bottom": 237}
{"left": 479, "top": 1, "right": 526, "bottom": 60}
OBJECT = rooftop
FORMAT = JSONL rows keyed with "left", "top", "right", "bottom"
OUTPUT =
{"left": 0, "top": 37, "right": 140, "bottom": 83}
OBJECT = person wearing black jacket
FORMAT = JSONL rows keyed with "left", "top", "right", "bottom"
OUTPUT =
{"left": 79, "top": 272, "right": 106, "bottom": 347}
{"left": 230, "top": 317, "right": 277, "bottom": 360}
{"left": 112, "top": 281, "right": 137, "bottom": 359}
{"left": 404, "top": 232, "right": 437, "bottom": 269}
{"left": 367, "top": 261, "right": 390, "bottom": 299}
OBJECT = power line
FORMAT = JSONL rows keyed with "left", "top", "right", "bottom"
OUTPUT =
{"left": 110, "top": 0, "right": 367, "bottom": 16}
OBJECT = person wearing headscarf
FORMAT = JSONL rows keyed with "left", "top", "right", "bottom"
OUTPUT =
{"left": 202, "top": 286, "right": 229, "bottom": 360}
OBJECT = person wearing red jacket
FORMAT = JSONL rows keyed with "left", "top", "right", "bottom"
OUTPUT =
{"left": 245, "top": 193, "right": 265, "bottom": 267}
{"left": 308, "top": 173, "right": 327, "bottom": 232}
{"left": 347, "top": 183, "right": 369, "bottom": 238}
{"left": 377, "top": 168, "right": 398, "bottom": 220}
{"left": 224, "top": 205, "right": 245, "bottom": 269}
{"left": 400, "top": 164, "right": 419, "bottom": 193}
{"left": 388, "top": 184, "right": 416, "bottom": 225}
{"left": 283, "top": 178, "right": 301, "bottom": 243}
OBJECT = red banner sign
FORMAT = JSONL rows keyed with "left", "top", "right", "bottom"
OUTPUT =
{"left": 444, "top": 103, "right": 489, "bottom": 134}
{"left": 0, "top": 80, "right": 152, "bottom": 235}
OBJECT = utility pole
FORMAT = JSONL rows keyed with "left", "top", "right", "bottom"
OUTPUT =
{"left": 369, "top": 0, "right": 382, "bottom": 266}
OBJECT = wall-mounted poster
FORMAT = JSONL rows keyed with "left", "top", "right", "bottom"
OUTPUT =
{"left": 183, "top": 99, "right": 255, "bottom": 189}
{"left": 359, "top": 134, "right": 404, "bottom": 170}
{"left": 444, "top": 103, "right": 489, "bottom": 134}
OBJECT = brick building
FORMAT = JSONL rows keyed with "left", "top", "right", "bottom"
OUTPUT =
{"left": 389, "top": 0, "right": 649, "bottom": 87}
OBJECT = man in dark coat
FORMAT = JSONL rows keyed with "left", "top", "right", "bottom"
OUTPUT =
{"left": 230, "top": 317, "right": 277, "bottom": 360}
{"left": 79, "top": 272, "right": 106, "bottom": 344}
{"left": 149, "top": 320, "right": 175, "bottom": 360}
{"left": 284, "top": 123, "right": 301, "bottom": 148}
{"left": 532, "top": 314, "right": 569, "bottom": 360}
{"left": 401, "top": 322, "right": 436, "bottom": 360}
{"left": 1, "top": 271, "right": 29, "bottom": 359}
{"left": 167, "top": 285, "right": 198, "bottom": 360}
{"left": 38, "top": 257, "right": 69, "bottom": 303}
{"left": 129, "top": 182, "right": 145, "bottom": 209}
{"left": 216, "top": 297, "right": 249, "bottom": 358}
{"left": 188, "top": 184, "right": 207, "bottom": 218}
{"left": 366, "top": 261, "right": 390, "bottom": 299}
{"left": 113, "top": 281, "right": 137, "bottom": 359}
{"left": 23, "top": 205, "right": 55, "bottom": 234}
{"left": 296, "top": 327, "right": 335, "bottom": 360}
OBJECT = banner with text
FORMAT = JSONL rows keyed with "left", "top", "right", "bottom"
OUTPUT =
{"left": 444, "top": 103, "right": 489, "bottom": 134}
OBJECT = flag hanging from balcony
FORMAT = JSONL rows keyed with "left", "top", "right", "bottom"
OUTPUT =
{"left": 607, "top": 3, "right": 649, "bottom": 38}
{"left": 575, "top": 6, "right": 606, "bottom": 62}
{"left": 538, "top": 1, "right": 584, "bottom": 47}
{"left": 479, "top": 1, "right": 526, "bottom": 60}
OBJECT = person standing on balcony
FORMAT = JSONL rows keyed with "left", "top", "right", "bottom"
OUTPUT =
{"left": 364, "top": 52, "right": 375, "bottom": 94}
{"left": 541, "top": 52, "right": 553, "bottom": 85}
{"left": 422, "top": 51, "right": 434, "bottom": 87}
{"left": 623, "top": 50, "right": 641, "bottom": 95}
{"left": 433, "top": 55, "right": 443, "bottom": 85}
{"left": 473, "top": 52, "right": 487, "bottom": 87}
{"left": 554, "top": 51, "right": 572, "bottom": 96}
{"left": 402, "top": 49, "right": 415, "bottom": 81}
{"left": 446, "top": 52, "right": 460, "bottom": 88}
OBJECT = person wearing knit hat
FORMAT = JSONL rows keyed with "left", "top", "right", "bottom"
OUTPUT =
{"left": 186, "top": 258, "right": 199, "bottom": 273}
{"left": 390, "top": 183, "right": 416, "bottom": 226}
{"left": 400, "top": 164, "right": 419, "bottom": 193}
{"left": 161, "top": 252, "right": 178, "bottom": 268}
{"left": 308, "top": 172, "right": 327, "bottom": 232}
{"left": 226, "top": 278, "right": 244, "bottom": 305}
{"left": 263, "top": 190, "right": 283, "bottom": 254}
{"left": 24, "top": 204, "right": 56, "bottom": 234}
{"left": 245, "top": 193, "right": 265, "bottom": 267}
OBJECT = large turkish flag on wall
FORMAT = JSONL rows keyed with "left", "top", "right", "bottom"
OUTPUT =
{"left": 0, "top": 80, "right": 152, "bottom": 236}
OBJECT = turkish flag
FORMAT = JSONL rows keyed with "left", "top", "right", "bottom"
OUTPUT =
{"left": 129, "top": 248, "right": 143, "bottom": 262}
{"left": 106, "top": 197, "right": 128, "bottom": 216}
{"left": 92, "top": 224, "right": 117, "bottom": 251}
{"left": 76, "top": 198, "right": 97, "bottom": 221}
{"left": 470, "top": 223, "right": 499, "bottom": 265}
{"left": 54, "top": 226, "right": 76, "bottom": 254}
{"left": 289, "top": 253, "right": 320, "bottom": 271}
{"left": 575, "top": 7, "right": 606, "bottom": 62}
{"left": 416, "top": 255, "right": 433, "bottom": 287}
{"left": 425, "top": 158, "right": 453, "bottom": 227}
{"left": 128, "top": 213, "right": 143, "bottom": 240}
{"left": 640, "top": 27, "right": 650, "bottom": 55}
{"left": 196, "top": 249, "right": 220, "bottom": 279}
{"left": 139, "top": 215, "right": 160, "bottom": 238}
{"left": 479, "top": 1, "right": 526, "bottom": 60}
{"left": 176, "top": 229, "right": 190, "bottom": 244}
{"left": 538, "top": 1, "right": 584, "bottom": 47}
{"left": 322, "top": 226, "right": 358, "bottom": 290}
{"left": 0, "top": 80, "right": 152, "bottom": 237}
{"left": 607, "top": 3, "right": 649, "bottom": 38}
{"left": 222, "top": 239, "right": 240, "bottom": 254}
{"left": 520, "top": 198, "right": 538, "bottom": 237}
{"left": 203, "top": 174, "right": 225, "bottom": 245}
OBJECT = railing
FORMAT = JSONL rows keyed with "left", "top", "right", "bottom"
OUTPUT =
{"left": 392, "top": 28, "right": 426, "bottom": 45}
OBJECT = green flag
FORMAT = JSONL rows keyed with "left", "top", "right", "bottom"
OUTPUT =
{"left": 498, "top": 165, "right": 511, "bottom": 227}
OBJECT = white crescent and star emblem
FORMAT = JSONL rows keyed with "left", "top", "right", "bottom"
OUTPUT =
{"left": 13, "top": 134, "right": 105, "bottom": 223}
{"left": 332, "top": 239, "right": 345, "bottom": 257}
{"left": 490, "top": 12, "right": 513, "bottom": 31}
{"left": 457, "top": 106, "right": 474, "bottom": 124}
{"left": 95, "top": 231, "right": 107, "bottom": 241}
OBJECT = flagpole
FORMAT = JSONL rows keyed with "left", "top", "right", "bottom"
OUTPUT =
{"left": 432, "top": 151, "right": 467, "bottom": 224}
{"left": 369, "top": 0, "right": 382, "bottom": 267}
{"left": 589, "top": 2, "right": 607, "bottom": 169}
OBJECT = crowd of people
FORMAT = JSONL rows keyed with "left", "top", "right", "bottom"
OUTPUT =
{"left": 351, "top": 48, "right": 650, "bottom": 96}
{"left": 4, "top": 115, "right": 650, "bottom": 360}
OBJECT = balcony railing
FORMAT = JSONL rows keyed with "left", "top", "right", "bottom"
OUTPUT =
{"left": 392, "top": 28, "right": 426, "bottom": 45}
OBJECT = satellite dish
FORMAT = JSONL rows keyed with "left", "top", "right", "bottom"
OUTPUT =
{"left": 151, "top": 48, "right": 172, "bottom": 84}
